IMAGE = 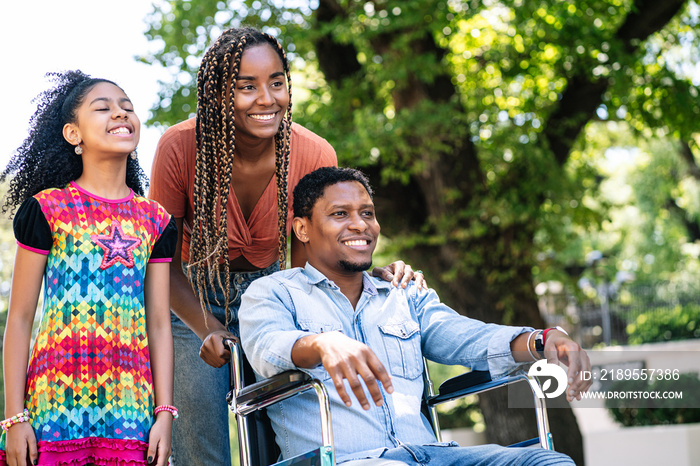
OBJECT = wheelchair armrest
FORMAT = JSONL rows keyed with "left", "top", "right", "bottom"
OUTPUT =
{"left": 439, "top": 370, "right": 492, "bottom": 393}
{"left": 425, "top": 366, "right": 555, "bottom": 451}
{"left": 428, "top": 369, "right": 529, "bottom": 406}
{"left": 224, "top": 338, "right": 336, "bottom": 461}
{"left": 236, "top": 370, "right": 312, "bottom": 406}
{"left": 224, "top": 337, "right": 325, "bottom": 415}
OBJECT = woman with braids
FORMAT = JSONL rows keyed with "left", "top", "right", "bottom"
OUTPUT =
{"left": 149, "top": 27, "right": 425, "bottom": 466}
{"left": 0, "top": 70, "right": 177, "bottom": 466}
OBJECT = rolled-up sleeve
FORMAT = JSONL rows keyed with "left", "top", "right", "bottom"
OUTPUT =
{"left": 408, "top": 286, "right": 533, "bottom": 379}
{"left": 239, "top": 276, "right": 310, "bottom": 378}
{"left": 485, "top": 326, "right": 533, "bottom": 378}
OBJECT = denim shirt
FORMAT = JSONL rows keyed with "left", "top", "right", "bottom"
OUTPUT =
{"left": 239, "top": 264, "right": 533, "bottom": 463}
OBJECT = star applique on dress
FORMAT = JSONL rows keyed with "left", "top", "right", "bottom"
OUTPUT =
{"left": 91, "top": 222, "right": 142, "bottom": 269}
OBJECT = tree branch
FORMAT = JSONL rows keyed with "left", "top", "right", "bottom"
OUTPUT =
{"left": 314, "top": 0, "right": 362, "bottom": 85}
{"left": 544, "top": 0, "right": 688, "bottom": 166}
{"left": 665, "top": 197, "right": 700, "bottom": 242}
{"left": 679, "top": 140, "right": 700, "bottom": 181}
{"left": 617, "top": 0, "right": 687, "bottom": 52}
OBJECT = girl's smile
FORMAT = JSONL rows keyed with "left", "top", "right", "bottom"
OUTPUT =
{"left": 108, "top": 124, "right": 134, "bottom": 135}
{"left": 68, "top": 82, "right": 140, "bottom": 157}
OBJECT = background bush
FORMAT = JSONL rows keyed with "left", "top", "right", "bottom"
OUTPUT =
{"left": 606, "top": 372, "right": 700, "bottom": 426}
{"left": 626, "top": 304, "right": 700, "bottom": 345}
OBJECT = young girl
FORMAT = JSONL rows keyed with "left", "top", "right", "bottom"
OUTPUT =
{"left": 0, "top": 70, "right": 177, "bottom": 466}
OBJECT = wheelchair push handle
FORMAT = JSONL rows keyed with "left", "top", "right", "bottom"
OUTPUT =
{"left": 223, "top": 337, "right": 245, "bottom": 393}
{"left": 223, "top": 336, "right": 238, "bottom": 351}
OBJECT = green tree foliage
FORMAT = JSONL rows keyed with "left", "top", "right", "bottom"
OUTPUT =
{"left": 536, "top": 123, "right": 700, "bottom": 301}
{"left": 142, "top": 1, "right": 700, "bottom": 462}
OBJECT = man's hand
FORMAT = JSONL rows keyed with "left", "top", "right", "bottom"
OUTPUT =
{"left": 199, "top": 330, "right": 237, "bottom": 368}
{"left": 372, "top": 260, "right": 428, "bottom": 290}
{"left": 543, "top": 331, "right": 593, "bottom": 402}
{"left": 299, "top": 332, "right": 394, "bottom": 410}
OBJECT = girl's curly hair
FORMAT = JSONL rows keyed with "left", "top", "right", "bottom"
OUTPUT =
{"left": 1, "top": 70, "right": 148, "bottom": 215}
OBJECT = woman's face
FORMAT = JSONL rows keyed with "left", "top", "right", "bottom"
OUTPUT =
{"left": 232, "top": 43, "right": 289, "bottom": 143}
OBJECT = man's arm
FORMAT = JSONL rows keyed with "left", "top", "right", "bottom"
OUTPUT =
{"left": 239, "top": 275, "right": 393, "bottom": 410}
{"left": 239, "top": 274, "right": 316, "bottom": 378}
{"left": 410, "top": 286, "right": 591, "bottom": 400}
{"left": 291, "top": 332, "right": 393, "bottom": 410}
{"left": 408, "top": 286, "right": 530, "bottom": 377}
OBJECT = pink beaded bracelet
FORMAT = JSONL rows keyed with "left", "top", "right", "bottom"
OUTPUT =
{"left": 154, "top": 405, "right": 179, "bottom": 419}
{"left": 1, "top": 409, "right": 30, "bottom": 432}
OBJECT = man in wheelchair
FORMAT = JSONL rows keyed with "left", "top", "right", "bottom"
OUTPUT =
{"left": 239, "top": 166, "right": 591, "bottom": 465}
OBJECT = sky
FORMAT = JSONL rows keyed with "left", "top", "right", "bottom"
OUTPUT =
{"left": 1, "top": 1, "right": 170, "bottom": 179}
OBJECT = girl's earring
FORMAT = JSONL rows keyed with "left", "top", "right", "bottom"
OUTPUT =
{"left": 130, "top": 149, "right": 138, "bottom": 160}
{"left": 74, "top": 145, "right": 83, "bottom": 155}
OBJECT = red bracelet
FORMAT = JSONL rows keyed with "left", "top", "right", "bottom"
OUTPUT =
{"left": 543, "top": 326, "right": 568, "bottom": 344}
{"left": 154, "top": 405, "right": 179, "bottom": 419}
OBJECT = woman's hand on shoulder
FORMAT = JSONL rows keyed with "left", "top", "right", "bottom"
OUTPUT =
{"left": 5, "top": 421, "right": 38, "bottom": 466}
{"left": 372, "top": 260, "right": 428, "bottom": 290}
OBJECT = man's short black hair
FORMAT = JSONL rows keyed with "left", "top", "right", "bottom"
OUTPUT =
{"left": 293, "top": 167, "right": 374, "bottom": 219}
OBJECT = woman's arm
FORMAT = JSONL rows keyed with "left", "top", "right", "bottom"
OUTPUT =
{"left": 4, "top": 247, "right": 46, "bottom": 466}
{"left": 144, "top": 262, "right": 174, "bottom": 466}
{"left": 169, "top": 218, "right": 234, "bottom": 369}
{"left": 169, "top": 218, "right": 229, "bottom": 339}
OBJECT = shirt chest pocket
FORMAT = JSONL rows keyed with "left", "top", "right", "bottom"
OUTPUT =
{"left": 378, "top": 321, "right": 423, "bottom": 380}
{"left": 297, "top": 320, "right": 343, "bottom": 382}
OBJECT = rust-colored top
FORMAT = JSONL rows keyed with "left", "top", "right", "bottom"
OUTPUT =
{"left": 149, "top": 118, "right": 337, "bottom": 267}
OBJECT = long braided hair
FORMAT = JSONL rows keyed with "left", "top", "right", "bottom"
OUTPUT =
{"left": 189, "top": 27, "right": 292, "bottom": 322}
{"left": 1, "top": 70, "right": 147, "bottom": 215}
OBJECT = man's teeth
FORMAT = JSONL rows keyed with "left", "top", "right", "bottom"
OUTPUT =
{"left": 344, "top": 240, "right": 368, "bottom": 247}
{"left": 109, "top": 127, "right": 130, "bottom": 134}
{"left": 250, "top": 113, "right": 275, "bottom": 121}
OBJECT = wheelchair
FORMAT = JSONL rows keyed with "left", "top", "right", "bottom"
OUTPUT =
{"left": 224, "top": 338, "right": 555, "bottom": 466}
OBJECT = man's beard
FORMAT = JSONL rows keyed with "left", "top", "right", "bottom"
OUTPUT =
{"left": 338, "top": 260, "right": 372, "bottom": 273}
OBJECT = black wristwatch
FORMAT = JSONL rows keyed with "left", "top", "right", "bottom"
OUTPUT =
{"left": 535, "top": 326, "right": 568, "bottom": 358}
{"left": 534, "top": 331, "right": 546, "bottom": 358}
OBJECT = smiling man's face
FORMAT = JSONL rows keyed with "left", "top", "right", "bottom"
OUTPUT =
{"left": 296, "top": 181, "right": 380, "bottom": 279}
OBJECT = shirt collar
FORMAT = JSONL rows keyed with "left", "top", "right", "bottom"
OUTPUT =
{"left": 301, "top": 263, "right": 331, "bottom": 286}
{"left": 302, "top": 262, "right": 393, "bottom": 296}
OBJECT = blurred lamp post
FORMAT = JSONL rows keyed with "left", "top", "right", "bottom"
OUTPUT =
{"left": 578, "top": 250, "right": 633, "bottom": 346}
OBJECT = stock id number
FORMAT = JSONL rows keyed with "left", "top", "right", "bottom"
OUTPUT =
{"left": 582, "top": 368, "right": 680, "bottom": 381}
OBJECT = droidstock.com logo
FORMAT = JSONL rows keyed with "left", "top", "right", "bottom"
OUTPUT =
{"left": 528, "top": 360, "right": 568, "bottom": 399}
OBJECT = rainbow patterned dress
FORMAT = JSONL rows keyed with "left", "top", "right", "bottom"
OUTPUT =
{"left": 0, "top": 182, "right": 176, "bottom": 466}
